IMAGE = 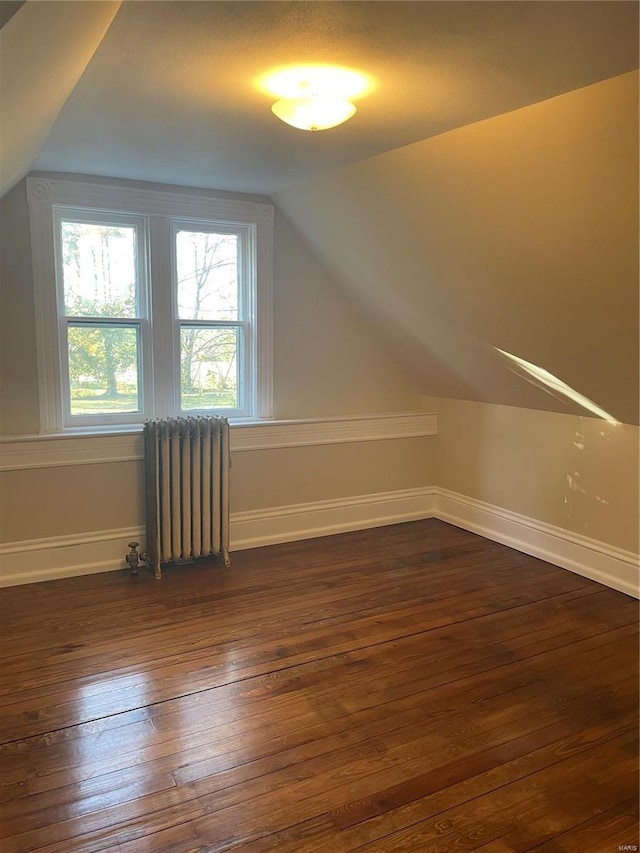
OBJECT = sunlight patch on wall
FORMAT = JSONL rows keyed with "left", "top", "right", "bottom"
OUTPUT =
{"left": 566, "top": 472, "right": 586, "bottom": 494}
{"left": 495, "top": 348, "right": 621, "bottom": 426}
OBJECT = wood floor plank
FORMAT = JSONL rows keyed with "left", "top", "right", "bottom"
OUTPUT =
{"left": 0, "top": 582, "right": 625, "bottom": 742}
{"left": 525, "top": 797, "right": 639, "bottom": 851}
{"left": 0, "top": 520, "right": 637, "bottom": 852}
{"left": 0, "top": 562, "right": 596, "bottom": 700}
{"left": 187, "top": 729, "right": 639, "bottom": 852}
{"left": 230, "top": 714, "right": 637, "bottom": 853}
{"left": 0, "top": 595, "right": 632, "bottom": 793}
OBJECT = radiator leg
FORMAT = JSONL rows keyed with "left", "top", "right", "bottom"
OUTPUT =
{"left": 154, "top": 561, "right": 162, "bottom": 580}
{"left": 223, "top": 547, "right": 231, "bottom": 568}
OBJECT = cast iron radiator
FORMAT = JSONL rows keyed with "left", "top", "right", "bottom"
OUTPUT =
{"left": 143, "top": 416, "right": 231, "bottom": 578}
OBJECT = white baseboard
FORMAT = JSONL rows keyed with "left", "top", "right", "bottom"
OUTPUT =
{"left": 1, "top": 487, "right": 637, "bottom": 597}
{"left": 230, "top": 487, "right": 437, "bottom": 551}
{"left": 0, "top": 527, "right": 145, "bottom": 587}
{"left": 435, "top": 488, "right": 639, "bottom": 599}
{"left": 0, "top": 488, "right": 436, "bottom": 587}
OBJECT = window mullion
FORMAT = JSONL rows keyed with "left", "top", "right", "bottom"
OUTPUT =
{"left": 148, "top": 215, "right": 177, "bottom": 419}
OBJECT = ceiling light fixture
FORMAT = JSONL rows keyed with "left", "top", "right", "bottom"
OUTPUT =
{"left": 271, "top": 94, "right": 356, "bottom": 132}
{"left": 256, "top": 64, "right": 374, "bottom": 132}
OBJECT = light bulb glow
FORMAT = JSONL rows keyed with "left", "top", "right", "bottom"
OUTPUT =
{"left": 256, "top": 64, "right": 373, "bottom": 131}
{"left": 271, "top": 96, "right": 356, "bottom": 131}
{"left": 257, "top": 64, "right": 373, "bottom": 100}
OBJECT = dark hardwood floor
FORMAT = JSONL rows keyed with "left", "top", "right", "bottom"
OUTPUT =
{"left": 0, "top": 519, "right": 637, "bottom": 852}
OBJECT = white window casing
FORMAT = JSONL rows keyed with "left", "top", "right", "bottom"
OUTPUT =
{"left": 27, "top": 177, "right": 274, "bottom": 432}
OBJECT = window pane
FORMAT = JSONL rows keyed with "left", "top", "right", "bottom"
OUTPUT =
{"left": 180, "top": 327, "right": 239, "bottom": 410}
{"left": 68, "top": 325, "right": 140, "bottom": 415}
{"left": 61, "top": 221, "right": 137, "bottom": 318}
{"left": 176, "top": 230, "right": 238, "bottom": 321}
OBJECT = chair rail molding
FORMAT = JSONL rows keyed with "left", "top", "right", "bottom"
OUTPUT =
{"left": 0, "top": 411, "right": 437, "bottom": 471}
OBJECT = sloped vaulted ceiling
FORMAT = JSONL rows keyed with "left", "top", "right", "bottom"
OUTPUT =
{"left": 274, "top": 72, "right": 640, "bottom": 425}
{"left": 1, "top": 1, "right": 638, "bottom": 424}
{"left": 26, "top": 1, "right": 640, "bottom": 194}
{"left": 0, "top": 0, "right": 121, "bottom": 195}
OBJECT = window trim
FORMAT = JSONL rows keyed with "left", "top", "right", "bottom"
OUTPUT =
{"left": 27, "top": 176, "right": 274, "bottom": 433}
{"left": 170, "top": 218, "right": 253, "bottom": 419}
{"left": 53, "top": 209, "right": 152, "bottom": 427}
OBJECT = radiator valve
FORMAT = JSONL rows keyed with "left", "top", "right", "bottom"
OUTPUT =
{"left": 126, "top": 542, "right": 148, "bottom": 577}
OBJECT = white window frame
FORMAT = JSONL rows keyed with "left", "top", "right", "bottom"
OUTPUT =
{"left": 170, "top": 219, "right": 254, "bottom": 420}
{"left": 27, "top": 177, "right": 273, "bottom": 433}
{"left": 53, "top": 209, "right": 152, "bottom": 428}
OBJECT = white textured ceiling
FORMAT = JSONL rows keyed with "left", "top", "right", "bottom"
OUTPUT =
{"left": 33, "top": 0, "right": 639, "bottom": 194}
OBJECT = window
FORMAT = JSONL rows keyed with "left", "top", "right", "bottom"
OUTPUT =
{"left": 28, "top": 178, "right": 273, "bottom": 431}
{"left": 174, "top": 224, "right": 247, "bottom": 414}
{"left": 56, "top": 212, "right": 149, "bottom": 424}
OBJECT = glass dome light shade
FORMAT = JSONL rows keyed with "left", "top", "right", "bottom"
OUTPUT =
{"left": 271, "top": 96, "right": 357, "bottom": 131}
